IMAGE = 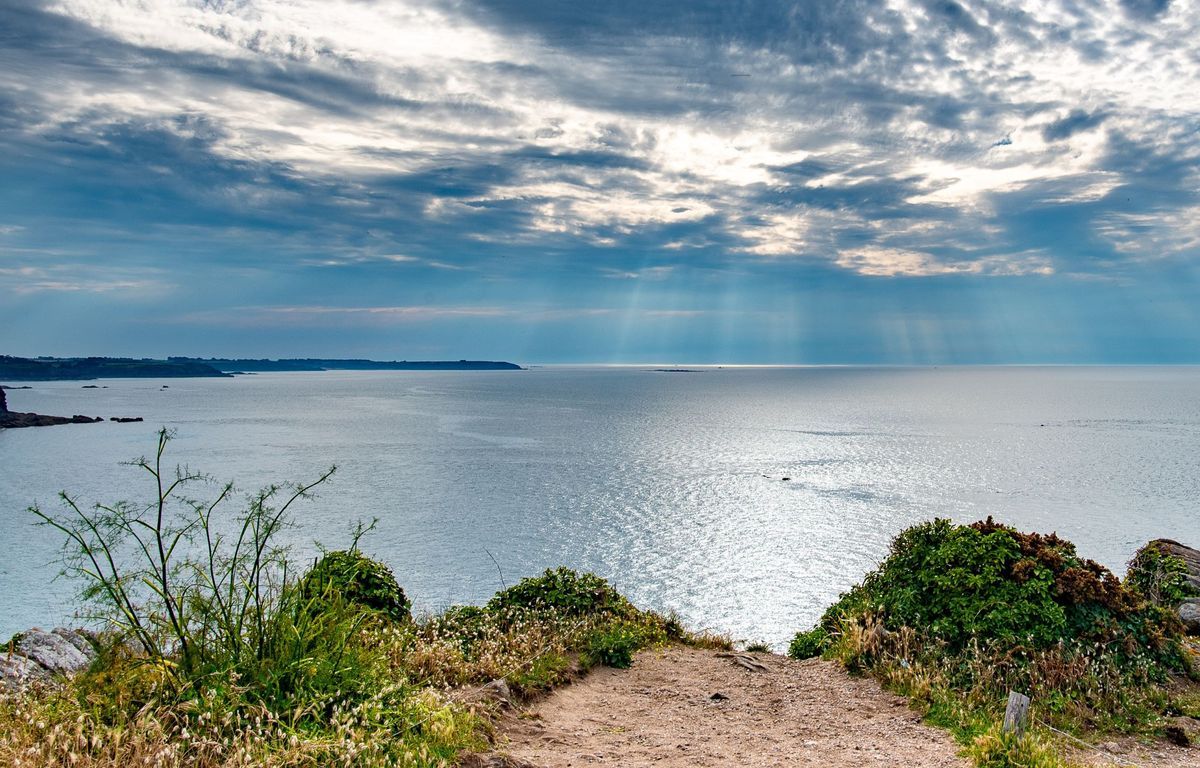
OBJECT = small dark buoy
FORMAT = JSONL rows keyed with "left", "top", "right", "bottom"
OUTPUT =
{"left": 781, "top": 477, "right": 791, "bottom": 482}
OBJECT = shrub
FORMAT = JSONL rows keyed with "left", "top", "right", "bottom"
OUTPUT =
{"left": 301, "top": 549, "right": 411, "bottom": 623}
{"left": 486, "top": 567, "right": 635, "bottom": 620}
{"left": 965, "top": 723, "right": 1069, "bottom": 768}
{"left": 811, "top": 517, "right": 1182, "bottom": 666}
{"left": 794, "top": 518, "right": 1195, "bottom": 766}
{"left": 430, "top": 605, "right": 494, "bottom": 654}
{"left": 20, "top": 431, "right": 490, "bottom": 767}
{"left": 787, "top": 627, "right": 827, "bottom": 659}
{"left": 584, "top": 623, "right": 642, "bottom": 669}
{"left": 30, "top": 428, "right": 338, "bottom": 685}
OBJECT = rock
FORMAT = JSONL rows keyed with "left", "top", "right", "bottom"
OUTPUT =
{"left": 1164, "top": 716, "right": 1200, "bottom": 747}
{"left": 15, "top": 627, "right": 94, "bottom": 675}
{"left": 481, "top": 678, "right": 513, "bottom": 706}
{"left": 53, "top": 627, "right": 97, "bottom": 660}
{"left": 1145, "top": 539, "right": 1200, "bottom": 594}
{"left": 1, "top": 654, "right": 49, "bottom": 690}
{"left": 0, "top": 388, "right": 103, "bottom": 428}
{"left": 1180, "top": 600, "right": 1200, "bottom": 635}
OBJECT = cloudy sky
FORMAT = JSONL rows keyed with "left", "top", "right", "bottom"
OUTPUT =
{"left": 1, "top": 0, "right": 1198, "bottom": 363}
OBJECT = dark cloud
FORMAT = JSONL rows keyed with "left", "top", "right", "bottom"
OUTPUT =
{"left": 1042, "top": 109, "right": 1108, "bottom": 141}
{"left": 1120, "top": 0, "right": 1171, "bottom": 20}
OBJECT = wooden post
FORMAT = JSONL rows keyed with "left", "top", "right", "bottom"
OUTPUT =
{"left": 1003, "top": 691, "right": 1031, "bottom": 738}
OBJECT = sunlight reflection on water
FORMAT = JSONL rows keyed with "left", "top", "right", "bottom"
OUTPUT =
{"left": 2, "top": 366, "right": 1199, "bottom": 648}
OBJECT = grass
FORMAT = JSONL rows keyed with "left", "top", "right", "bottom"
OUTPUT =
{"left": 1, "top": 577, "right": 707, "bottom": 767}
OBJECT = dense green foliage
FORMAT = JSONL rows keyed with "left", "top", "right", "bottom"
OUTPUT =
{"left": 584, "top": 625, "right": 641, "bottom": 668}
{"left": 486, "top": 567, "right": 636, "bottom": 620}
{"left": 790, "top": 517, "right": 1196, "bottom": 768}
{"left": 800, "top": 517, "right": 1183, "bottom": 666}
{"left": 583, "top": 620, "right": 669, "bottom": 669}
{"left": 301, "top": 548, "right": 411, "bottom": 623}
{"left": 787, "top": 627, "right": 827, "bottom": 660}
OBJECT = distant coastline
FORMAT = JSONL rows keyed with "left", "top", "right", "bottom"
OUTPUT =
{"left": 0, "top": 356, "right": 522, "bottom": 381}
{"left": 179, "top": 357, "right": 523, "bottom": 372}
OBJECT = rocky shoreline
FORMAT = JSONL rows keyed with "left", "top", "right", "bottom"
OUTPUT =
{"left": 0, "top": 387, "right": 102, "bottom": 428}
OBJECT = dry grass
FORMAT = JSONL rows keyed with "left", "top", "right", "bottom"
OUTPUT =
{"left": 1, "top": 600, "right": 696, "bottom": 767}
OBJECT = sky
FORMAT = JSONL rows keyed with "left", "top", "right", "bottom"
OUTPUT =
{"left": 1, "top": 0, "right": 1199, "bottom": 364}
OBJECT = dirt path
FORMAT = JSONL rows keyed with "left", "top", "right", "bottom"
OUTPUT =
{"left": 492, "top": 646, "right": 969, "bottom": 767}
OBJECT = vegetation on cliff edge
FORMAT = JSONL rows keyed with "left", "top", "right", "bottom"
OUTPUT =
{"left": 2, "top": 431, "right": 721, "bottom": 767}
{"left": 789, "top": 517, "right": 1198, "bottom": 767}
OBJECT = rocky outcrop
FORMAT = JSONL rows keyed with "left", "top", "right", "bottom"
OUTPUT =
{"left": 1180, "top": 601, "right": 1200, "bottom": 635}
{"left": 1132, "top": 539, "right": 1200, "bottom": 635}
{"left": 1156, "top": 541, "right": 1200, "bottom": 634}
{"left": 2, "top": 627, "right": 97, "bottom": 690}
{"left": 0, "top": 388, "right": 103, "bottom": 429}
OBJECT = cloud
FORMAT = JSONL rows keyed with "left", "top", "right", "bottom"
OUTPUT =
{"left": 1120, "top": 0, "right": 1172, "bottom": 20}
{"left": 834, "top": 247, "right": 1054, "bottom": 278}
{"left": 600, "top": 266, "right": 675, "bottom": 280}
{"left": 1042, "top": 110, "right": 1107, "bottom": 142}
{"left": 0, "top": 0, "right": 1198, "bottom": 360}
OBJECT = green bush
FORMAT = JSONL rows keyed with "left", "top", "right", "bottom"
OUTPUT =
{"left": 792, "top": 518, "right": 1194, "bottom": 767}
{"left": 301, "top": 549, "right": 411, "bottom": 623}
{"left": 787, "top": 627, "right": 827, "bottom": 659}
{"left": 486, "top": 567, "right": 634, "bottom": 620}
{"left": 584, "top": 623, "right": 642, "bottom": 668}
{"left": 810, "top": 517, "right": 1181, "bottom": 663}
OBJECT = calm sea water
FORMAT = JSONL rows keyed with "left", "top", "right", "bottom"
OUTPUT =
{"left": 2, "top": 366, "right": 1199, "bottom": 647}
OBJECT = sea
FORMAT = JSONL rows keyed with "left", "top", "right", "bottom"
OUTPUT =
{"left": 2, "top": 366, "right": 1198, "bottom": 648}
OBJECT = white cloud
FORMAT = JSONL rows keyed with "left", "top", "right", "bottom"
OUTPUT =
{"left": 12, "top": 0, "right": 1200, "bottom": 280}
{"left": 836, "top": 247, "right": 1054, "bottom": 277}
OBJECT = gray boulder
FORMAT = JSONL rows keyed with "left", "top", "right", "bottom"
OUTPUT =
{"left": 1, "top": 654, "right": 49, "bottom": 690}
{"left": 1151, "top": 539, "right": 1200, "bottom": 594}
{"left": 1180, "top": 600, "right": 1200, "bottom": 635}
{"left": 14, "top": 627, "right": 95, "bottom": 675}
{"left": 53, "top": 627, "right": 97, "bottom": 658}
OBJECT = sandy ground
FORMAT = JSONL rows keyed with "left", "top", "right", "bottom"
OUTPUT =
{"left": 475, "top": 647, "right": 1197, "bottom": 768}
{"left": 491, "top": 646, "right": 967, "bottom": 767}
